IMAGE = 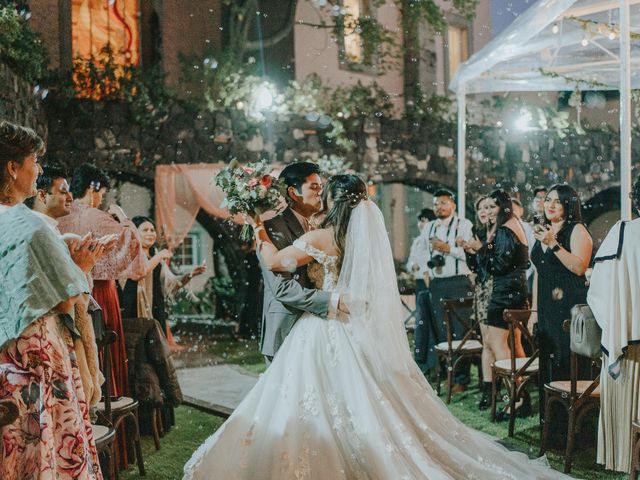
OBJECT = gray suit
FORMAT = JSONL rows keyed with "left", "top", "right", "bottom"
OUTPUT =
{"left": 258, "top": 208, "right": 331, "bottom": 358}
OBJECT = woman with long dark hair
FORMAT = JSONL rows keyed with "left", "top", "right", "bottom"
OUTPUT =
{"left": 183, "top": 175, "right": 570, "bottom": 480}
{"left": 463, "top": 195, "right": 495, "bottom": 410}
{"left": 118, "top": 216, "right": 202, "bottom": 433}
{"left": 531, "top": 183, "right": 593, "bottom": 437}
{"left": 479, "top": 189, "right": 530, "bottom": 418}
{"left": 119, "top": 216, "right": 205, "bottom": 346}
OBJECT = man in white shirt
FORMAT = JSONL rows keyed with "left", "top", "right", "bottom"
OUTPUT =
{"left": 413, "top": 189, "right": 474, "bottom": 392}
{"left": 25, "top": 166, "right": 108, "bottom": 272}
{"left": 406, "top": 208, "right": 435, "bottom": 297}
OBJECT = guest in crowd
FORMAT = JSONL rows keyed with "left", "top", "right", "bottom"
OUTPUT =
{"left": 0, "top": 121, "right": 101, "bottom": 479}
{"left": 119, "top": 216, "right": 200, "bottom": 431}
{"left": 26, "top": 166, "right": 111, "bottom": 407}
{"left": 406, "top": 208, "right": 436, "bottom": 299}
{"left": 511, "top": 198, "right": 536, "bottom": 290}
{"left": 58, "top": 164, "right": 147, "bottom": 471}
{"left": 531, "top": 185, "right": 548, "bottom": 221}
{"left": 119, "top": 216, "right": 206, "bottom": 350}
{"left": 588, "top": 175, "right": 640, "bottom": 473}
{"left": 531, "top": 184, "right": 593, "bottom": 436}
{"left": 413, "top": 190, "right": 474, "bottom": 391}
{"left": 462, "top": 195, "right": 493, "bottom": 409}
{"left": 482, "top": 189, "right": 530, "bottom": 418}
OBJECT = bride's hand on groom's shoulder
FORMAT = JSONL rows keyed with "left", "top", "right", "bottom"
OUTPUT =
{"left": 338, "top": 294, "right": 351, "bottom": 315}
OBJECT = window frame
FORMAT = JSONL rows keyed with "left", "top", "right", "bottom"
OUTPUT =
{"left": 443, "top": 15, "right": 471, "bottom": 89}
{"left": 336, "top": 0, "right": 380, "bottom": 75}
{"left": 172, "top": 231, "right": 202, "bottom": 273}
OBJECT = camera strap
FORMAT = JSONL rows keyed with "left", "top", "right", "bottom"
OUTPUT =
{"left": 427, "top": 217, "right": 460, "bottom": 275}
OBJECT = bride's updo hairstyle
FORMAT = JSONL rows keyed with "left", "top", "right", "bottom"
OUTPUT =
{"left": 320, "top": 174, "right": 368, "bottom": 266}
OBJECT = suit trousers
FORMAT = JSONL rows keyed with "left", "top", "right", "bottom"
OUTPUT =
{"left": 413, "top": 275, "right": 473, "bottom": 385}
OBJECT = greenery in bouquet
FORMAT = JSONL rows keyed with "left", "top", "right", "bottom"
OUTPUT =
{"left": 216, "top": 160, "right": 286, "bottom": 241}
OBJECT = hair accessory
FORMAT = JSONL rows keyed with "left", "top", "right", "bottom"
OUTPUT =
{"left": 90, "top": 180, "right": 101, "bottom": 192}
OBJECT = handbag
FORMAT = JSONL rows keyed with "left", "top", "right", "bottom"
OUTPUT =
{"left": 570, "top": 304, "right": 602, "bottom": 359}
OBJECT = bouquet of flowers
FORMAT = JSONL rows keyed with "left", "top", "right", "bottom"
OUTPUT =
{"left": 216, "top": 160, "right": 286, "bottom": 241}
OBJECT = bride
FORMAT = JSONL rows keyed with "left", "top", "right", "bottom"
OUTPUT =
{"left": 184, "top": 174, "right": 571, "bottom": 479}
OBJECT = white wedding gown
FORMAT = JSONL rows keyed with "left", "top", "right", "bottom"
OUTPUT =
{"left": 184, "top": 201, "right": 572, "bottom": 480}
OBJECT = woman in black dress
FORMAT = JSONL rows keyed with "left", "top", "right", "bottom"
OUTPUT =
{"left": 119, "top": 216, "right": 206, "bottom": 433}
{"left": 469, "top": 190, "right": 530, "bottom": 416}
{"left": 531, "top": 184, "right": 593, "bottom": 433}
{"left": 463, "top": 195, "right": 494, "bottom": 409}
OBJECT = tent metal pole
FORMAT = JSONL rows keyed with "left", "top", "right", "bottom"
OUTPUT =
{"left": 457, "top": 89, "right": 467, "bottom": 219}
{"left": 620, "top": 0, "right": 632, "bottom": 220}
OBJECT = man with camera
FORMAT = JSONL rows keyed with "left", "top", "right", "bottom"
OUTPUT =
{"left": 413, "top": 189, "right": 474, "bottom": 392}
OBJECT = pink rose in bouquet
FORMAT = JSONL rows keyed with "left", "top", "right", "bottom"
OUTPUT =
{"left": 216, "top": 160, "right": 286, "bottom": 240}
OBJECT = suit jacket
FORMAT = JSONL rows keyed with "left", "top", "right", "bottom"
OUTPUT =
{"left": 259, "top": 207, "right": 331, "bottom": 357}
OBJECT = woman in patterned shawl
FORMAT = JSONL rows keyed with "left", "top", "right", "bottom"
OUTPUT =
{"left": 0, "top": 120, "right": 101, "bottom": 479}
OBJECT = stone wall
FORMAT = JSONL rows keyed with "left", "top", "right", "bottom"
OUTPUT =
{"left": 0, "top": 63, "right": 48, "bottom": 137}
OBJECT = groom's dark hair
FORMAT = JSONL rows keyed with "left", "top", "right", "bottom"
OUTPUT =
{"left": 280, "top": 162, "right": 321, "bottom": 201}
{"left": 633, "top": 174, "right": 640, "bottom": 214}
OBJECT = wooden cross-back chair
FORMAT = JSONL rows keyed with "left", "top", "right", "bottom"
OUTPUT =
{"left": 435, "top": 297, "right": 483, "bottom": 404}
{"left": 491, "top": 309, "right": 539, "bottom": 437}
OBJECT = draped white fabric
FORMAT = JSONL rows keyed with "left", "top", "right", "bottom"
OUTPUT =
{"left": 183, "top": 201, "right": 571, "bottom": 480}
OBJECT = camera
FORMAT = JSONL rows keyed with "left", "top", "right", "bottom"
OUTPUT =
{"left": 427, "top": 255, "right": 446, "bottom": 269}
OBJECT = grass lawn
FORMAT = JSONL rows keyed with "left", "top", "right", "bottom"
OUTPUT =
{"left": 120, "top": 334, "right": 627, "bottom": 480}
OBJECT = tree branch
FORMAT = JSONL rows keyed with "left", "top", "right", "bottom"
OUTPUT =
{"left": 245, "top": 0, "right": 299, "bottom": 51}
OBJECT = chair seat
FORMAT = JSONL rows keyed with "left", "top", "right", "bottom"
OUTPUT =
{"left": 98, "top": 396, "right": 137, "bottom": 412}
{"left": 494, "top": 357, "right": 539, "bottom": 373}
{"left": 435, "top": 339, "right": 483, "bottom": 352}
{"left": 92, "top": 424, "right": 115, "bottom": 447}
{"left": 546, "top": 380, "right": 601, "bottom": 397}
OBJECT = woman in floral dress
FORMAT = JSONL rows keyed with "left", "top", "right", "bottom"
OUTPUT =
{"left": 0, "top": 120, "right": 102, "bottom": 479}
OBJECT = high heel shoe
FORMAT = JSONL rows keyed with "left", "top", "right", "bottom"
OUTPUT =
{"left": 478, "top": 382, "right": 491, "bottom": 411}
{"left": 495, "top": 394, "right": 532, "bottom": 421}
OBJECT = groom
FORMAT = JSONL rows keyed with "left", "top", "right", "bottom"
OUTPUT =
{"left": 258, "top": 162, "right": 344, "bottom": 362}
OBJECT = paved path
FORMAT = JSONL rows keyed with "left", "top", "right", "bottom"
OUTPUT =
{"left": 177, "top": 364, "right": 258, "bottom": 418}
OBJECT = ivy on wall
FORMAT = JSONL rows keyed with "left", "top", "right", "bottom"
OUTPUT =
{"left": 0, "top": 1, "right": 47, "bottom": 83}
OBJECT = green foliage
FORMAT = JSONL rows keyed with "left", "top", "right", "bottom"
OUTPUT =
{"left": 0, "top": 2, "right": 48, "bottom": 83}
{"left": 54, "top": 46, "right": 170, "bottom": 127}
{"left": 211, "top": 276, "right": 239, "bottom": 320}
{"left": 328, "top": 81, "right": 394, "bottom": 122}
{"left": 169, "top": 275, "right": 238, "bottom": 319}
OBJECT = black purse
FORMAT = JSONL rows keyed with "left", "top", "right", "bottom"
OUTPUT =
{"left": 569, "top": 304, "right": 602, "bottom": 359}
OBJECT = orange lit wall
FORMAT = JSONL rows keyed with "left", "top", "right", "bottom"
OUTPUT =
{"left": 72, "top": 0, "right": 140, "bottom": 65}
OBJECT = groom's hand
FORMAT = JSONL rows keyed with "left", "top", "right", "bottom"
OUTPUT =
{"left": 338, "top": 295, "right": 350, "bottom": 315}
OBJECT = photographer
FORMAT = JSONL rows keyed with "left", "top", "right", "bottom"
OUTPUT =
{"left": 413, "top": 189, "right": 474, "bottom": 392}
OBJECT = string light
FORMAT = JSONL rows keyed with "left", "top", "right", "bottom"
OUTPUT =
{"left": 552, "top": 23, "right": 559, "bottom": 34}
{"left": 581, "top": 37, "right": 589, "bottom": 47}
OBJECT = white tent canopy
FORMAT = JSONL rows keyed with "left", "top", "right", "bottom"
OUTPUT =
{"left": 450, "top": 0, "right": 640, "bottom": 219}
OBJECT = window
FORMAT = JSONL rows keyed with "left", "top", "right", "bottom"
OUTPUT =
{"left": 172, "top": 232, "right": 201, "bottom": 272}
{"left": 446, "top": 24, "right": 469, "bottom": 84}
{"left": 71, "top": 0, "right": 140, "bottom": 66}
{"left": 339, "top": 0, "right": 375, "bottom": 69}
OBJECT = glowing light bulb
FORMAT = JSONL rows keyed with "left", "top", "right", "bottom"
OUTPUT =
{"left": 552, "top": 23, "right": 559, "bottom": 34}
{"left": 253, "top": 84, "right": 273, "bottom": 111}
{"left": 581, "top": 37, "right": 589, "bottom": 47}
{"left": 608, "top": 31, "right": 616, "bottom": 40}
